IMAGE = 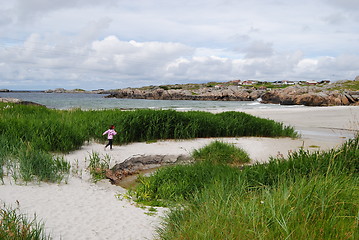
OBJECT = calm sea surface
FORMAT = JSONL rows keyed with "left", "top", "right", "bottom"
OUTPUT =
{"left": 0, "top": 92, "right": 304, "bottom": 111}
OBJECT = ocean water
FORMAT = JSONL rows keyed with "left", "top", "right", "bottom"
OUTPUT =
{"left": 0, "top": 92, "right": 304, "bottom": 111}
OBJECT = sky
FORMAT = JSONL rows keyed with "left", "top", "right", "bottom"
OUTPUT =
{"left": 0, "top": 0, "right": 359, "bottom": 90}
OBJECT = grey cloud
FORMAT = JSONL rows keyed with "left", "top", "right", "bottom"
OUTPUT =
{"left": 244, "top": 41, "right": 274, "bottom": 59}
{"left": 327, "top": 0, "right": 359, "bottom": 11}
{"left": 326, "top": 0, "right": 359, "bottom": 22}
{"left": 76, "top": 18, "right": 112, "bottom": 44}
{"left": 0, "top": 9, "right": 14, "bottom": 26}
{"left": 14, "top": 0, "right": 117, "bottom": 23}
{"left": 323, "top": 13, "right": 347, "bottom": 25}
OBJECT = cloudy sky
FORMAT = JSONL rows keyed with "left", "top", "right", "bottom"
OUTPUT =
{"left": 1, "top": 0, "right": 359, "bottom": 90}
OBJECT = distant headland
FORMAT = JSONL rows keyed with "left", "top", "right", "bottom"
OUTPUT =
{"left": 2, "top": 76, "right": 359, "bottom": 106}
{"left": 103, "top": 77, "right": 359, "bottom": 106}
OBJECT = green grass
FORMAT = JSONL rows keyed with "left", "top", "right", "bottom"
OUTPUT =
{"left": 0, "top": 102, "right": 296, "bottom": 183}
{"left": 0, "top": 204, "right": 50, "bottom": 240}
{"left": 328, "top": 80, "right": 359, "bottom": 91}
{"left": 131, "top": 141, "right": 250, "bottom": 205}
{"left": 192, "top": 140, "right": 250, "bottom": 165}
{"left": 131, "top": 135, "right": 359, "bottom": 239}
{"left": 0, "top": 104, "right": 296, "bottom": 153}
{"left": 159, "top": 175, "right": 358, "bottom": 240}
{"left": 132, "top": 162, "right": 241, "bottom": 205}
{"left": 87, "top": 152, "right": 111, "bottom": 182}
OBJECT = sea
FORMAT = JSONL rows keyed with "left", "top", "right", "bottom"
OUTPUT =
{"left": 0, "top": 92, "right": 304, "bottom": 111}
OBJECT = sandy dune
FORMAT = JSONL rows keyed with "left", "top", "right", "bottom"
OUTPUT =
{"left": 1, "top": 106, "right": 358, "bottom": 239}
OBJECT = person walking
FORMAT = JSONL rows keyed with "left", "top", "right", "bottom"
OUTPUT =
{"left": 103, "top": 125, "right": 117, "bottom": 150}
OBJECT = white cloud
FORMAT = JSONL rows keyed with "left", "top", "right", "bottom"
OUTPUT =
{"left": 0, "top": 0, "right": 358, "bottom": 89}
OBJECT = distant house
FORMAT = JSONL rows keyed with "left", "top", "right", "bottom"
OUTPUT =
{"left": 229, "top": 80, "right": 242, "bottom": 85}
{"left": 282, "top": 80, "right": 296, "bottom": 85}
{"left": 272, "top": 81, "right": 282, "bottom": 85}
{"left": 318, "top": 80, "right": 330, "bottom": 84}
{"left": 241, "top": 80, "right": 258, "bottom": 86}
{"left": 306, "top": 80, "right": 318, "bottom": 85}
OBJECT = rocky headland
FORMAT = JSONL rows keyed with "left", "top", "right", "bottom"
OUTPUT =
{"left": 105, "top": 77, "right": 359, "bottom": 106}
{"left": 105, "top": 86, "right": 265, "bottom": 101}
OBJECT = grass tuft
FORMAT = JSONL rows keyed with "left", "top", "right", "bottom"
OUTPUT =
{"left": 0, "top": 204, "right": 50, "bottom": 240}
{"left": 87, "top": 152, "right": 111, "bottom": 182}
{"left": 192, "top": 140, "right": 250, "bottom": 165}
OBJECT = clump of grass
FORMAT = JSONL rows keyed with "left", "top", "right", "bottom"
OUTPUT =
{"left": 0, "top": 204, "right": 50, "bottom": 240}
{"left": 4, "top": 144, "right": 70, "bottom": 184}
{"left": 87, "top": 152, "right": 111, "bottom": 182}
{"left": 159, "top": 175, "right": 359, "bottom": 240}
{"left": 192, "top": 140, "right": 250, "bottom": 165}
{"left": 132, "top": 163, "right": 241, "bottom": 205}
{"left": 15, "top": 145, "right": 70, "bottom": 183}
{"left": 241, "top": 134, "right": 359, "bottom": 188}
{"left": 132, "top": 141, "right": 250, "bottom": 205}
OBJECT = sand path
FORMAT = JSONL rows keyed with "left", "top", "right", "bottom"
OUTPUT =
{"left": 1, "top": 106, "right": 358, "bottom": 239}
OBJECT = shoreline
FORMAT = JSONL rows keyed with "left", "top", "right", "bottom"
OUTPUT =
{"left": 0, "top": 106, "right": 358, "bottom": 239}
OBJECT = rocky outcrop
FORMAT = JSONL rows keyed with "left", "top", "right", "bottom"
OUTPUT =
{"left": 44, "top": 88, "right": 108, "bottom": 94}
{"left": 0, "top": 97, "right": 45, "bottom": 107}
{"left": 260, "top": 86, "right": 357, "bottom": 106}
{"left": 105, "top": 85, "right": 359, "bottom": 106}
{"left": 105, "top": 87, "right": 265, "bottom": 102}
{"left": 105, "top": 154, "right": 193, "bottom": 185}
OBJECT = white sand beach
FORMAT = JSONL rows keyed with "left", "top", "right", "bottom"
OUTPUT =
{"left": 1, "top": 106, "right": 358, "bottom": 239}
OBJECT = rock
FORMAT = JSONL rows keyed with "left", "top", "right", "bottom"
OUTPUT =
{"left": 344, "top": 92, "right": 356, "bottom": 103}
{"left": 295, "top": 93, "right": 329, "bottom": 106}
{"left": 340, "top": 95, "right": 349, "bottom": 105}
{"left": 0, "top": 97, "right": 45, "bottom": 107}
{"left": 0, "top": 89, "right": 10, "bottom": 92}
{"left": 106, "top": 154, "right": 193, "bottom": 185}
{"left": 261, "top": 91, "right": 281, "bottom": 104}
{"left": 0, "top": 97, "right": 21, "bottom": 103}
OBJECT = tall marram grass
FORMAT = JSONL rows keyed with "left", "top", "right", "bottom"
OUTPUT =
{"left": 133, "top": 136, "right": 358, "bottom": 206}
{"left": 0, "top": 103, "right": 297, "bottom": 153}
{"left": 0, "top": 102, "right": 295, "bottom": 183}
{"left": 132, "top": 141, "right": 250, "bottom": 205}
{"left": 159, "top": 175, "right": 358, "bottom": 240}
{"left": 131, "top": 135, "right": 359, "bottom": 239}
